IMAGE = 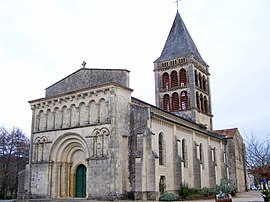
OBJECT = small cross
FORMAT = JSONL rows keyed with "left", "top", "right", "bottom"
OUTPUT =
{"left": 82, "top": 61, "right": 86, "bottom": 68}
{"left": 174, "top": 0, "right": 180, "bottom": 10}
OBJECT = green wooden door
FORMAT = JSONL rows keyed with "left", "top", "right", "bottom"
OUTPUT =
{"left": 75, "top": 164, "right": 86, "bottom": 198}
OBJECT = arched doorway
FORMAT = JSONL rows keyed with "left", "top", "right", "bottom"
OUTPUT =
{"left": 75, "top": 164, "right": 86, "bottom": 198}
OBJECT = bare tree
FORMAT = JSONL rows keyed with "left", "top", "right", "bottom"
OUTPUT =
{"left": 245, "top": 134, "right": 270, "bottom": 184}
{"left": 0, "top": 127, "right": 29, "bottom": 199}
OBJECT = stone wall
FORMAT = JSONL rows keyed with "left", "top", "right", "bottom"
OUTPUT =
{"left": 27, "top": 83, "right": 132, "bottom": 200}
{"left": 193, "top": 141, "right": 201, "bottom": 189}
{"left": 227, "top": 139, "right": 237, "bottom": 190}
{"left": 129, "top": 103, "right": 159, "bottom": 200}
{"left": 45, "top": 68, "right": 130, "bottom": 97}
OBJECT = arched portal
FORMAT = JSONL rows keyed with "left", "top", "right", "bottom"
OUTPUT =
{"left": 75, "top": 164, "right": 86, "bottom": 198}
{"left": 49, "top": 133, "right": 89, "bottom": 198}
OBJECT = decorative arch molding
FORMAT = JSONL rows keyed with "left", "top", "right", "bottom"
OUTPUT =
{"left": 86, "top": 127, "right": 110, "bottom": 160}
{"left": 48, "top": 133, "right": 90, "bottom": 198}
{"left": 34, "top": 97, "right": 110, "bottom": 132}
{"left": 50, "top": 133, "right": 90, "bottom": 162}
{"left": 34, "top": 136, "right": 50, "bottom": 162}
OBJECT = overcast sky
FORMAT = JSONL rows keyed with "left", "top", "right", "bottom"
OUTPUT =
{"left": 0, "top": 0, "right": 269, "bottom": 139}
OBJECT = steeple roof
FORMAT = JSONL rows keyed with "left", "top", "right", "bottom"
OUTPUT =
{"left": 156, "top": 11, "right": 207, "bottom": 66}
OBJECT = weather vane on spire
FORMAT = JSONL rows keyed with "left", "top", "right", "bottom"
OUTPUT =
{"left": 174, "top": 0, "right": 180, "bottom": 10}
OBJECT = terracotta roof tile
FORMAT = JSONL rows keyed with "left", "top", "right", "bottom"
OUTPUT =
{"left": 214, "top": 128, "right": 238, "bottom": 138}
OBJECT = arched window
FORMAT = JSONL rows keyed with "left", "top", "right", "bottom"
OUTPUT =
{"left": 171, "top": 71, "right": 178, "bottom": 88}
{"left": 159, "top": 133, "right": 165, "bottom": 165}
{"left": 200, "top": 94, "right": 203, "bottom": 112}
{"left": 163, "top": 94, "right": 170, "bottom": 112}
{"left": 162, "top": 73, "right": 170, "bottom": 90}
{"left": 195, "top": 70, "right": 198, "bottom": 87}
{"left": 180, "top": 91, "right": 188, "bottom": 110}
{"left": 212, "top": 147, "right": 216, "bottom": 162}
{"left": 199, "top": 143, "right": 203, "bottom": 162}
{"left": 204, "top": 96, "right": 208, "bottom": 113}
{"left": 196, "top": 92, "right": 200, "bottom": 109}
{"left": 202, "top": 76, "right": 206, "bottom": 91}
{"left": 182, "top": 138, "right": 188, "bottom": 168}
{"left": 172, "top": 92, "right": 179, "bottom": 112}
{"left": 180, "top": 69, "right": 187, "bottom": 87}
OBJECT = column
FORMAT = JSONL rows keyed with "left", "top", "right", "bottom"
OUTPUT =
{"left": 57, "top": 163, "right": 62, "bottom": 197}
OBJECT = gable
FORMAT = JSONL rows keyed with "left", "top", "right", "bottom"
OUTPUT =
{"left": 45, "top": 68, "right": 130, "bottom": 97}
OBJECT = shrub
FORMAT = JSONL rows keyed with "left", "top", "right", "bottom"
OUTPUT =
{"left": 159, "top": 192, "right": 178, "bottom": 201}
{"left": 216, "top": 180, "right": 236, "bottom": 196}
{"left": 178, "top": 180, "right": 236, "bottom": 200}
{"left": 179, "top": 183, "right": 198, "bottom": 198}
{"left": 200, "top": 187, "right": 216, "bottom": 197}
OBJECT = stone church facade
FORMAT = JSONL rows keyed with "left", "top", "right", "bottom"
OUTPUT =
{"left": 18, "top": 11, "right": 248, "bottom": 200}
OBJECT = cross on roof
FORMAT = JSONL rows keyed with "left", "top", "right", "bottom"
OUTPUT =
{"left": 82, "top": 61, "right": 86, "bottom": 68}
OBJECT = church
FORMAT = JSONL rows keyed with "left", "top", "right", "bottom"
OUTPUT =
{"left": 18, "top": 10, "right": 248, "bottom": 200}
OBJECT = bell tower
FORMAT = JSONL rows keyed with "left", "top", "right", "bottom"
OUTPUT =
{"left": 154, "top": 11, "right": 213, "bottom": 130}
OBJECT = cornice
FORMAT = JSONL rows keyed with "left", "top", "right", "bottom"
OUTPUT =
{"left": 29, "top": 83, "right": 133, "bottom": 108}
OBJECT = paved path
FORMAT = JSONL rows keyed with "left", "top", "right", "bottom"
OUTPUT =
{"left": 181, "top": 190, "right": 263, "bottom": 202}
{"left": 4, "top": 190, "right": 265, "bottom": 202}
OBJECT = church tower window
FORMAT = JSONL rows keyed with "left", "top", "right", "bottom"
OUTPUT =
{"left": 154, "top": 10, "right": 213, "bottom": 129}
{"left": 163, "top": 94, "right": 170, "bottom": 111}
{"left": 196, "top": 92, "right": 200, "bottom": 109}
{"left": 204, "top": 96, "right": 208, "bottom": 113}
{"left": 195, "top": 70, "right": 198, "bottom": 87}
{"left": 198, "top": 73, "right": 202, "bottom": 89}
{"left": 180, "top": 91, "right": 188, "bottom": 110}
{"left": 162, "top": 73, "right": 170, "bottom": 90}
{"left": 200, "top": 94, "right": 203, "bottom": 112}
{"left": 171, "top": 71, "right": 178, "bottom": 88}
{"left": 202, "top": 76, "right": 206, "bottom": 91}
{"left": 172, "top": 92, "right": 179, "bottom": 112}
{"left": 180, "top": 69, "right": 187, "bottom": 87}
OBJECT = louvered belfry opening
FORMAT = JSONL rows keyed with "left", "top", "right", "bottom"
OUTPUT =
{"left": 154, "top": 10, "right": 213, "bottom": 129}
{"left": 204, "top": 96, "right": 208, "bottom": 113}
{"left": 200, "top": 94, "right": 204, "bottom": 112}
{"left": 172, "top": 92, "right": 179, "bottom": 112}
{"left": 162, "top": 73, "right": 170, "bottom": 90}
{"left": 195, "top": 70, "right": 198, "bottom": 86}
{"left": 163, "top": 94, "right": 170, "bottom": 111}
{"left": 198, "top": 73, "right": 202, "bottom": 88}
{"left": 202, "top": 76, "right": 207, "bottom": 91}
{"left": 171, "top": 71, "right": 178, "bottom": 88}
{"left": 196, "top": 92, "right": 200, "bottom": 109}
{"left": 180, "top": 69, "right": 187, "bottom": 87}
{"left": 180, "top": 91, "right": 188, "bottom": 110}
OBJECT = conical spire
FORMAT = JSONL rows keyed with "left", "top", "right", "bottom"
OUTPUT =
{"left": 156, "top": 11, "right": 207, "bottom": 66}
